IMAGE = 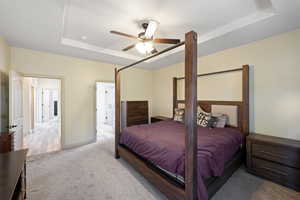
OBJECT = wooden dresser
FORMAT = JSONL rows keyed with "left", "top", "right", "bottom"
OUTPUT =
{"left": 0, "top": 149, "right": 28, "bottom": 200}
{"left": 0, "top": 132, "right": 14, "bottom": 153}
{"left": 121, "top": 101, "right": 148, "bottom": 130}
{"left": 247, "top": 133, "right": 300, "bottom": 191}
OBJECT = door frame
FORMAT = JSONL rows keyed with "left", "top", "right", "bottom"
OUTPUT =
{"left": 22, "top": 74, "right": 65, "bottom": 149}
{"left": 94, "top": 80, "right": 115, "bottom": 142}
{"left": 9, "top": 70, "right": 24, "bottom": 150}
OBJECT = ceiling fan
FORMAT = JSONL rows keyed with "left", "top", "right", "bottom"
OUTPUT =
{"left": 110, "top": 20, "right": 181, "bottom": 54}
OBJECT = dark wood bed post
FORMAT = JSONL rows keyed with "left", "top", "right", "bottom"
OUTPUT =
{"left": 115, "top": 68, "right": 121, "bottom": 159}
{"left": 173, "top": 77, "right": 177, "bottom": 118}
{"left": 242, "top": 65, "right": 249, "bottom": 134}
{"left": 184, "top": 31, "right": 198, "bottom": 200}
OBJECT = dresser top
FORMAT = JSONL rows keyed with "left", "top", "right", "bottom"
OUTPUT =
{"left": 0, "top": 149, "right": 27, "bottom": 200}
{"left": 248, "top": 133, "right": 300, "bottom": 149}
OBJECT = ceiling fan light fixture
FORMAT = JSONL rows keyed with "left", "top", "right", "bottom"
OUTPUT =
{"left": 135, "top": 41, "right": 154, "bottom": 54}
{"left": 145, "top": 20, "right": 159, "bottom": 39}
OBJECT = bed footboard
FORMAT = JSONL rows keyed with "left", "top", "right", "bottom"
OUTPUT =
{"left": 118, "top": 145, "right": 186, "bottom": 200}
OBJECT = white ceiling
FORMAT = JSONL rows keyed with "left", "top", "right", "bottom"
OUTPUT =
{"left": 0, "top": 0, "right": 300, "bottom": 69}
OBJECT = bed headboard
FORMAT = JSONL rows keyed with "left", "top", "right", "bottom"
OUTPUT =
{"left": 173, "top": 65, "right": 249, "bottom": 135}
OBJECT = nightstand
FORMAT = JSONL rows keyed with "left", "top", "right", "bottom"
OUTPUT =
{"left": 151, "top": 116, "right": 171, "bottom": 123}
{"left": 0, "top": 132, "right": 14, "bottom": 153}
{"left": 246, "top": 133, "right": 300, "bottom": 191}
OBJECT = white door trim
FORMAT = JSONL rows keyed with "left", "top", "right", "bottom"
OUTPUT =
{"left": 22, "top": 74, "right": 65, "bottom": 149}
{"left": 95, "top": 80, "right": 115, "bottom": 142}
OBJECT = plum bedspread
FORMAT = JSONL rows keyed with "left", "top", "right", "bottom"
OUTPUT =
{"left": 120, "top": 120, "right": 243, "bottom": 200}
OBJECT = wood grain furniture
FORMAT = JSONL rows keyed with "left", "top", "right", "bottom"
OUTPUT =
{"left": 0, "top": 149, "right": 28, "bottom": 200}
{"left": 247, "top": 133, "right": 300, "bottom": 191}
{"left": 151, "top": 116, "right": 171, "bottom": 123}
{"left": 121, "top": 101, "right": 149, "bottom": 130}
{"left": 114, "top": 31, "right": 250, "bottom": 200}
{"left": 0, "top": 132, "right": 14, "bottom": 153}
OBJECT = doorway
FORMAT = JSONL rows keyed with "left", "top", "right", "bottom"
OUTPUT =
{"left": 22, "top": 77, "right": 61, "bottom": 156}
{"left": 96, "top": 82, "right": 115, "bottom": 141}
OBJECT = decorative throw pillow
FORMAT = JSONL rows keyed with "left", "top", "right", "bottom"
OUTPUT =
{"left": 196, "top": 106, "right": 212, "bottom": 127}
{"left": 173, "top": 108, "right": 185, "bottom": 122}
{"left": 212, "top": 114, "right": 229, "bottom": 128}
{"left": 207, "top": 116, "right": 218, "bottom": 128}
{"left": 197, "top": 112, "right": 211, "bottom": 127}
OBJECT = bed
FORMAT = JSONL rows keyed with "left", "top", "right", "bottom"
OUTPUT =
{"left": 114, "top": 31, "right": 250, "bottom": 200}
{"left": 120, "top": 120, "right": 244, "bottom": 199}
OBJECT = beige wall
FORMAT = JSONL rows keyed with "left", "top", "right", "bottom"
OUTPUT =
{"left": 0, "top": 37, "right": 10, "bottom": 73}
{"left": 10, "top": 48, "right": 153, "bottom": 148}
{"left": 7, "top": 28, "right": 300, "bottom": 144}
{"left": 37, "top": 78, "right": 60, "bottom": 89}
{"left": 152, "top": 29, "right": 300, "bottom": 140}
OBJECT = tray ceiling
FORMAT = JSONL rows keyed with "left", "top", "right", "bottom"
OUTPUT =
{"left": 0, "top": 0, "right": 300, "bottom": 68}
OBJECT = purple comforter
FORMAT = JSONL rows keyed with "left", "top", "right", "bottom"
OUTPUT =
{"left": 120, "top": 120, "right": 243, "bottom": 200}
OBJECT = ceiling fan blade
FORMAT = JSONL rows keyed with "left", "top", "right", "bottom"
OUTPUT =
{"left": 153, "top": 38, "right": 180, "bottom": 44}
{"left": 110, "top": 31, "right": 139, "bottom": 40}
{"left": 122, "top": 44, "right": 136, "bottom": 51}
{"left": 145, "top": 20, "right": 159, "bottom": 39}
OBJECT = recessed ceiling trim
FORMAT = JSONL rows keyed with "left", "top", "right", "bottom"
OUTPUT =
{"left": 61, "top": 37, "right": 145, "bottom": 61}
{"left": 60, "top": 0, "right": 276, "bottom": 64}
{"left": 148, "top": 8, "right": 277, "bottom": 62}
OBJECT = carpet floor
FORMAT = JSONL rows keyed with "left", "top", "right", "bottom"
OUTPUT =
{"left": 27, "top": 132, "right": 300, "bottom": 200}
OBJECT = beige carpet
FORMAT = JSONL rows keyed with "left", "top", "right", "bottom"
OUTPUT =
{"left": 27, "top": 132, "right": 300, "bottom": 200}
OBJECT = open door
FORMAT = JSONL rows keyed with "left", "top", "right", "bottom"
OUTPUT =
{"left": 96, "top": 82, "right": 115, "bottom": 141}
{"left": 9, "top": 70, "right": 24, "bottom": 151}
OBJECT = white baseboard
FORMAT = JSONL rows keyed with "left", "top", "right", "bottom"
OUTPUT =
{"left": 62, "top": 138, "right": 96, "bottom": 150}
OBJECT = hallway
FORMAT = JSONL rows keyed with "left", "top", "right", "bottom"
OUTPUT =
{"left": 23, "top": 119, "right": 61, "bottom": 156}
{"left": 22, "top": 77, "right": 61, "bottom": 156}
{"left": 97, "top": 124, "right": 114, "bottom": 141}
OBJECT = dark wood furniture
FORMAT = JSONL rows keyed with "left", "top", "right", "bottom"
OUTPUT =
{"left": 115, "top": 31, "right": 250, "bottom": 200}
{"left": 0, "top": 149, "right": 28, "bottom": 200}
{"left": 151, "top": 116, "right": 171, "bottom": 123}
{"left": 0, "top": 132, "right": 14, "bottom": 153}
{"left": 247, "top": 133, "right": 300, "bottom": 191}
{"left": 121, "top": 101, "right": 149, "bottom": 130}
{"left": 173, "top": 66, "right": 250, "bottom": 134}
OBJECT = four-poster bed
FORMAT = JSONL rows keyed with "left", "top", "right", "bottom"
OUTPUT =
{"left": 114, "top": 31, "right": 249, "bottom": 200}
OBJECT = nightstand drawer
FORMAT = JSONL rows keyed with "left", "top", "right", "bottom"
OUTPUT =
{"left": 247, "top": 133, "right": 300, "bottom": 191}
{"left": 252, "top": 143, "right": 300, "bottom": 168}
{"left": 251, "top": 158, "right": 300, "bottom": 190}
